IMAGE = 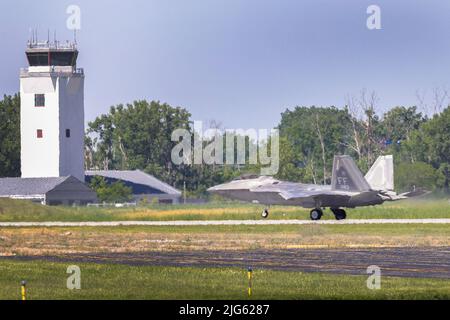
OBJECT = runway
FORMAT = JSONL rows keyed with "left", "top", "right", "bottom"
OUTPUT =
{"left": 1, "top": 218, "right": 450, "bottom": 227}
{"left": 7, "top": 247, "right": 450, "bottom": 279}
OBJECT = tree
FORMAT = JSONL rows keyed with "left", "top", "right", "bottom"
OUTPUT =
{"left": 359, "top": 89, "right": 380, "bottom": 165}
{"left": 380, "top": 106, "right": 425, "bottom": 163}
{"left": 278, "top": 106, "right": 353, "bottom": 184}
{"left": 87, "top": 114, "right": 115, "bottom": 170}
{"left": 88, "top": 176, "right": 133, "bottom": 203}
{"left": 382, "top": 106, "right": 424, "bottom": 144}
{"left": 344, "top": 95, "right": 364, "bottom": 161}
{"left": 408, "top": 107, "right": 450, "bottom": 191}
{"left": 0, "top": 94, "right": 20, "bottom": 177}
{"left": 345, "top": 90, "right": 385, "bottom": 170}
{"left": 86, "top": 100, "right": 192, "bottom": 187}
{"left": 86, "top": 100, "right": 258, "bottom": 196}
{"left": 275, "top": 136, "right": 306, "bottom": 182}
{"left": 395, "top": 162, "right": 438, "bottom": 192}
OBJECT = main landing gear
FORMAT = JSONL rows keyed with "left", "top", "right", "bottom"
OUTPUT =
{"left": 331, "top": 208, "right": 347, "bottom": 220}
{"left": 309, "top": 208, "right": 347, "bottom": 220}
{"left": 261, "top": 208, "right": 269, "bottom": 219}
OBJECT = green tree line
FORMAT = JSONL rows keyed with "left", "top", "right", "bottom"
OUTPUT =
{"left": 1, "top": 94, "right": 449, "bottom": 194}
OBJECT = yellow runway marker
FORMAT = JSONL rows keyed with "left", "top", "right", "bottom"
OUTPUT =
{"left": 21, "top": 280, "right": 26, "bottom": 301}
{"left": 247, "top": 267, "right": 253, "bottom": 297}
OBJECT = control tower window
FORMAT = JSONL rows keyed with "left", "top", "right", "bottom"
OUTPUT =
{"left": 26, "top": 51, "right": 78, "bottom": 67}
{"left": 51, "top": 52, "right": 78, "bottom": 66}
{"left": 35, "top": 94, "right": 45, "bottom": 107}
{"left": 26, "top": 52, "right": 49, "bottom": 66}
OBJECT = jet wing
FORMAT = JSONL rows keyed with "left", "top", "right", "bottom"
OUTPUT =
{"left": 249, "top": 182, "right": 352, "bottom": 204}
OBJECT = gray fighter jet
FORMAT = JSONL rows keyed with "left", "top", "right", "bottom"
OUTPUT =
{"left": 208, "top": 155, "right": 424, "bottom": 220}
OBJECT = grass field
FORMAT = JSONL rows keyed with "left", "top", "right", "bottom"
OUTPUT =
{"left": 1, "top": 198, "right": 448, "bottom": 300}
{"left": 0, "top": 198, "right": 450, "bottom": 222}
{"left": 1, "top": 224, "right": 448, "bottom": 255}
{"left": 1, "top": 198, "right": 449, "bottom": 255}
{"left": 0, "top": 259, "right": 448, "bottom": 300}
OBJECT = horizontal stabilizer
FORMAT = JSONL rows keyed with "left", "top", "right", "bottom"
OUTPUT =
{"left": 399, "top": 188, "right": 429, "bottom": 198}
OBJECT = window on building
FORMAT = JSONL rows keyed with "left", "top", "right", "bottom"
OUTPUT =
{"left": 27, "top": 52, "right": 50, "bottom": 66}
{"left": 66, "top": 129, "right": 71, "bottom": 138}
{"left": 35, "top": 94, "right": 45, "bottom": 107}
{"left": 37, "top": 129, "right": 43, "bottom": 138}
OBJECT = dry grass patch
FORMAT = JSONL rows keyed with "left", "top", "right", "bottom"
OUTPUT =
{"left": 1, "top": 225, "right": 449, "bottom": 256}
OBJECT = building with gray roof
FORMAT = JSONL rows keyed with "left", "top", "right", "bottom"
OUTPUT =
{"left": 0, "top": 176, "right": 97, "bottom": 205}
{"left": 85, "top": 170, "right": 182, "bottom": 204}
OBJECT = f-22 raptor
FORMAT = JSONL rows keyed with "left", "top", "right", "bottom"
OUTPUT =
{"left": 208, "top": 155, "right": 424, "bottom": 220}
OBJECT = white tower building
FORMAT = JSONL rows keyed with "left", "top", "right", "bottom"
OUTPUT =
{"left": 20, "top": 40, "right": 85, "bottom": 181}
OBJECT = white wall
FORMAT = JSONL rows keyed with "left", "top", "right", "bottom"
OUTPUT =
{"left": 21, "top": 76, "right": 60, "bottom": 178}
{"left": 20, "top": 71, "right": 85, "bottom": 181}
{"left": 58, "top": 76, "right": 85, "bottom": 181}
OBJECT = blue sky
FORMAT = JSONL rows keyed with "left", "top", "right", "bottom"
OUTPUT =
{"left": 1, "top": 0, "right": 450, "bottom": 129}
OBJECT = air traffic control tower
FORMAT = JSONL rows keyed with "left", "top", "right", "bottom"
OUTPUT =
{"left": 20, "top": 39, "right": 85, "bottom": 181}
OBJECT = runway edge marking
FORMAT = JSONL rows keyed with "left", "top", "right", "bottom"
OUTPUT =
{"left": 1, "top": 219, "right": 450, "bottom": 227}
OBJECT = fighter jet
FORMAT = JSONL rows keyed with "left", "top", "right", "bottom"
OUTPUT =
{"left": 208, "top": 155, "right": 424, "bottom": 220}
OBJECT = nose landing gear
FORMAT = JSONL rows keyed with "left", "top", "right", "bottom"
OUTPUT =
{"left": 310, "top": 208, "right": 323, "bottom": 221}
{"left": 261, "top": 208, "right": 269, "bottom": 219}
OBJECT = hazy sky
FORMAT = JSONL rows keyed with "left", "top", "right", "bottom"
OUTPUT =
{"left": 1, "top": 0, "right": 450, "bottom": 129}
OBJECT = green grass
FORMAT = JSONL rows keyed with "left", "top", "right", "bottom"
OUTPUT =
{"left": 0, "top": 198, "right": 449, "bottom": 222}
{"left": 0, "top": 259, "right": 448, "bottom": 300}
{"left": 37, "top": 223, "right": 450, "bottom": 236}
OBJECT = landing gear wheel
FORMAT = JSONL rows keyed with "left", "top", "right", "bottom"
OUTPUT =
{"left": 261, "top": 208, "right": 269, "bottom": 219}
{"left": 332, "top": 208, "right": 347, "bottom": 220}
{"left": 310, "top": 208, "right": 323, "bottom": 221}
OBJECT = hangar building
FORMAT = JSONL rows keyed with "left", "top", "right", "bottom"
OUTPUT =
{"left": 85, "top": 170, "right": 182, "bottom": 204}
{"left": 0, "top": 176, "right": 97, "bottom": 205}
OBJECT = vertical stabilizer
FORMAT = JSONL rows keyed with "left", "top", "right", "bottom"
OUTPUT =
{"left": 331, "top": 156, "right": 371, "bottom": 192}
{"left": 365, "top": 155, "right": 394, "bottom": 191}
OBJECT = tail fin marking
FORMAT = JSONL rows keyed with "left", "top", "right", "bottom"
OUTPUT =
{"left": 331, "top": 156, "right": 371, "bottom": 192}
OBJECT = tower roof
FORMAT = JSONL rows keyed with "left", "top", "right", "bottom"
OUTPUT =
{"left": 26, "top": 40, "right": 78, "bottom": 67}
